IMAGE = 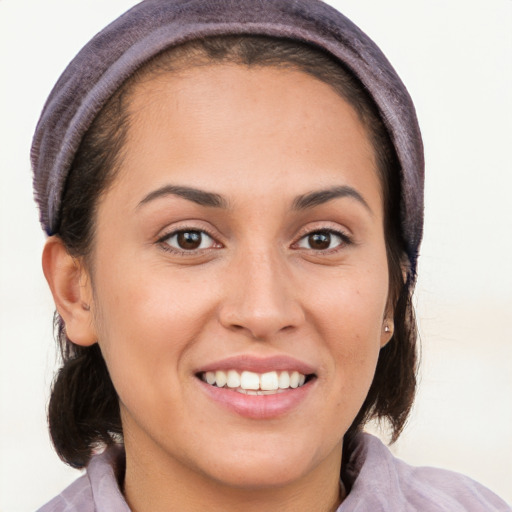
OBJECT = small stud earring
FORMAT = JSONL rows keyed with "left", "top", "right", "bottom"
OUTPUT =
{"left": 82, "top": 303, "right": 90, "bottom": 311}
{"left": 384, "top": 324, "right": 390, "bottom": 333}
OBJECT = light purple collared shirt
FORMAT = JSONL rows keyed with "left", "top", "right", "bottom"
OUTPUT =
{"left": 38, "top": 433, "right": 511, "bottom": 511}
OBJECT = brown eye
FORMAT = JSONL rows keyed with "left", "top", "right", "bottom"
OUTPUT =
{"left": 296, "top": 230, "right": 349, "bottom": 251}
{"left": 163, "top": 230, "right": 216, "bottom": 251}
{"left": 308, "top": 232, "right": 331, "bottom": 250}
{"left": 177, "top": 231, "right": 202, "bottom": 249}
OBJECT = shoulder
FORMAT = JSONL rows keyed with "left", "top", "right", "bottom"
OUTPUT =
{"left": 36, "top": 474, "right": 94, "bottom": 512}
{"left": 340, "top": 433, "right": 511, "bottom": 512}
{"left": 391, "top": 454, "right": 511, "bottom": 511}
{"left": 36, "top": 445, "right": 130, "bottom": 512}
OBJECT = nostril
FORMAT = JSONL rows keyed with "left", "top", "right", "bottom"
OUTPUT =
{"left": 224, "top": 322, "right": 297, "bottom": 340}
{"left": 218, "top": 296, "right": 305, "bottom": 339}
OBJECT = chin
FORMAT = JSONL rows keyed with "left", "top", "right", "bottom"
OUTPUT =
{"left": 193, "top": 434, "right": 339, "bottom": 490}
{"left": 205, "top": 455, "right": 311, "bottom": 490}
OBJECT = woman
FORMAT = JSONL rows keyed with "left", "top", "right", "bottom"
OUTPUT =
{"left": 30, "top": 0, "right": 510, "bottom": 510}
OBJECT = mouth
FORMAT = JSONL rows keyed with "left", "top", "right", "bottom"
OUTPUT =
{"left": 194, "top": 355, "right": 317, "bottom": 419}
{"left": 197, "top": 369, "right": 315, "bottom": 395}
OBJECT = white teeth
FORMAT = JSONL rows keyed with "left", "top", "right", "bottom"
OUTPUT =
{"left": 226, "top": 369, "right": 241, "bottom": 388}
{"left": 215, "top": 370, "right": 227, "bottom": 388}
{"left": 278, "top": 371, "right": 290, "bottom": 389}
{"left": 240, "top": 371, "right": 260, "bottom": 390}
{"left": 202, "top": 369, "right": 309, "bottom": 392}
{"left": 260, "top": 371, "right": 279, "bottom": 391}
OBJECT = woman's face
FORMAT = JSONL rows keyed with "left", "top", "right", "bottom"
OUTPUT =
{"left": 87, "top": 64, "right": 391, "bottom": 489}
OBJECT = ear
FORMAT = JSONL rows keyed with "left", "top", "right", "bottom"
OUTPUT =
{"left": 380, "top": 318, "right": 394, "bottom": 348}
{"left": 381, "top": 255, "right": 409, "bottom": 348}
{"left": 42, "top": 236, "right": 97, "bottom": 346}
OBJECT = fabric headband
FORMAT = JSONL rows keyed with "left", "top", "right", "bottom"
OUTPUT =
{"left": 31, "top": 0, "right": 424, "bottom": 276}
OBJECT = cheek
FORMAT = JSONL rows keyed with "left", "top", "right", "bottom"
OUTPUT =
{"left": 309, "top": 263, "right": 388, "bottom": 395}
{"left": 90, "top": 256, "right": 218, "bottom": 399}
{"left": 310, "top": 262, "right": 389, "bottom": 338}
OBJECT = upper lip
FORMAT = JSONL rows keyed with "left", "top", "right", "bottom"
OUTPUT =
{"left": 196, "top": 355, "right": 316, "bottom": 376}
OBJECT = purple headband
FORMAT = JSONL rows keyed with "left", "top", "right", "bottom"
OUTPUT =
{"left": 31, "top": 0, "right": 424, "bottom": 275}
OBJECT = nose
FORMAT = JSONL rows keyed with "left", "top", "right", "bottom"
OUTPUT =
{"left": 218, "top": 249, "right": 305, "bottom": 340}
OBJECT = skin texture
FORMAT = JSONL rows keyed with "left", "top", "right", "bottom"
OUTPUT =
{"left": 43, "top": 65, "right": 394, "bottom": 512}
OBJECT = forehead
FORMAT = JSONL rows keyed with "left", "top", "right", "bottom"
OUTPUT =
{"left": 111, "top": 63, "right": 381, "bottom": 211}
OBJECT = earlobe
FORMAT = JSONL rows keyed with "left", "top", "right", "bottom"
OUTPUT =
{"left": 381, "top": 256, "right": 407, "bottom": 348}
{"left": 381, "top": 319, "right": 394, "bottom": 348}
{"left": 42, "top": 236, "right": 97, "bottom": 346}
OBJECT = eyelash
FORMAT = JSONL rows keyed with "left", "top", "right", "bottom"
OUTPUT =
{"left": 157, "top": 227, "right": 221, "bottom": 255}
{"left": 293, "top": 228, "right": 353, "bottom": 253}
{"left": 156, "top": 227, "right": 352, "bottom": 255}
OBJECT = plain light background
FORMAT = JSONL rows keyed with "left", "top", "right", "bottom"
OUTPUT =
{"left": 0, "top": 0, "right": 511, "bottom": 510}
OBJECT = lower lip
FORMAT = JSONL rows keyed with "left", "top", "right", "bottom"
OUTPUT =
{"left": 197, "top": 378, "right": 315, "bottom": 419}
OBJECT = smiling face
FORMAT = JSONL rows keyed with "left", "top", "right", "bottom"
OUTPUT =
{"left": 83, "top": 63, "right": 391, "bottom": 502}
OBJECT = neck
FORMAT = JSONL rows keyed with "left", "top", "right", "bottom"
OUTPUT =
{"left": 122, "top": 433, "right": 344, "bottom": 512}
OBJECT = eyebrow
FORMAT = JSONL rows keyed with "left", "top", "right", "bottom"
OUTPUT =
{"left": 292, "top": 185, "right": 372, "bottom": 214}
{"left": 137, "top": 185, "right": 228, "bottom": 209}
{"left": 137, "top": 183, "right": 371, "bottom": 214}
